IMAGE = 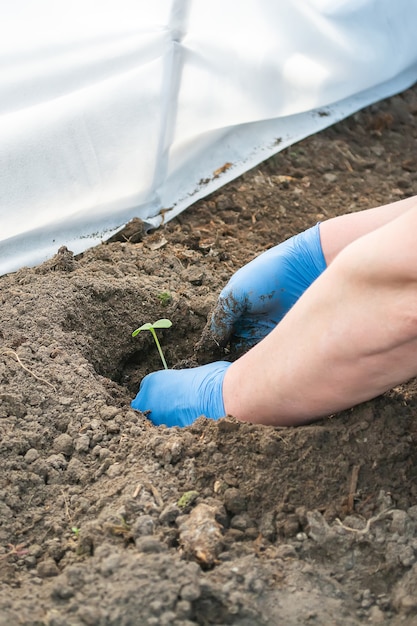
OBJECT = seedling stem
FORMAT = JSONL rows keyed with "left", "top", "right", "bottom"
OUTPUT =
{"left": 132, "top": 319, "right": 172, "bottom": 370}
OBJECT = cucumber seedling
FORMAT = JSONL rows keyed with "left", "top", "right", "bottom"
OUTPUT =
{"left": 132, "top": 319, "right": 172, "bottom": 370}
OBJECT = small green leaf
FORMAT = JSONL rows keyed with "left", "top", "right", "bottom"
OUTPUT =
{"left": 132, "top": 322, "right": 153, "bottom": 337}
{"left": 152, "top": 319, "right": 172, "bottom": 329}
{"left": 157, "top": 291, "right": 172, "bottom": 307}
{"left": 139, "top": 322, "right": 154, "bottom": 331}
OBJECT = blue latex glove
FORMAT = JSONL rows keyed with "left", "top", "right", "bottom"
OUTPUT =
{"left": 210, "top": 222, "right": 326, "bottom": 348}
{"left": 131, "top": 361, "right": 231, "bottom": 427}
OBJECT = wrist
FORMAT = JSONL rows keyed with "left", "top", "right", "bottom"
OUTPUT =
{"left": 295, "top": 223, "right": 327, "bottom": 277}
{"left": 200, "top": 361, "right": 231, "bottom": 420}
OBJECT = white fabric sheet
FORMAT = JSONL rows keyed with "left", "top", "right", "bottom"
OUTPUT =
{"left": 1, "top": 0, "right": 417, "bottom": 275}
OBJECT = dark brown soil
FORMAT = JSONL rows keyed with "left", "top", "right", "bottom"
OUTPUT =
{"left": 1, "top": 85, "right": 417, "bottom": 626}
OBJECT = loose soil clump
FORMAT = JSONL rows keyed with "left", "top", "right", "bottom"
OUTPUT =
{"left": 1, "top": 86, "right": 417, "bottom": 625}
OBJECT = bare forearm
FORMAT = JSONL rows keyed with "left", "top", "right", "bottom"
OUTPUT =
{"left": 224, "top": 206, "right": 417, "bottom": 426}
{"left": 320, "top": 195, "right": 417, "bottom": 264}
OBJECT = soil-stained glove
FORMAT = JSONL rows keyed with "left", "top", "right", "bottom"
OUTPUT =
{"left": 131, "top": 361, "right": 231, "bottom": 427}
{"left": 210, "top": 223, "right": 326, "bottom": 348}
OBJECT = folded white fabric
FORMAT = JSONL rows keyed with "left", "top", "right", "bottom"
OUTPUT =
{"left": 1, "top": 0, "right": 417, "bottom": 275}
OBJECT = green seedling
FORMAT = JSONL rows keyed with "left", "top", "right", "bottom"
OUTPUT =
{"left": 132, "top": 319, "right": 172, "bottom": 370}
{"left": 71, "top": 526, "right": 80, "bottom": 538}
{"left": 157, "top": 291, "right": 172, "bottom": 307}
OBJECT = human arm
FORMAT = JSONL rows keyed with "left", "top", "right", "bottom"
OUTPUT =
{"left": 210, "top": 195, "right": 417, "bottom": 350}
{"left": 132, "top": 196, "right": 417, "bottom": 428}
{"left": 223, "top": 204, "right": 417, "bottom": 425}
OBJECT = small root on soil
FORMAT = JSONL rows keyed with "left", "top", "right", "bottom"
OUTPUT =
{"left": 2, "top": 348, "right": 57, "bottom": 391}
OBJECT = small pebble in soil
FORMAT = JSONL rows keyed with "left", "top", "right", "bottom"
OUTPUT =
{"left": 37, "top": 559, "right": 60, "bottom": 578}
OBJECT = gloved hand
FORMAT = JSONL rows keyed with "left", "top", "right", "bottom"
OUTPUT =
{"left": 131, "top": 361, "right": 231, "bottom": 427}
{"left": 210, "top": 222, "right": 326, "bottom": 348}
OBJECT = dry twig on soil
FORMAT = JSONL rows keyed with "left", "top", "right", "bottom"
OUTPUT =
{"left": 335, "top": 508, "right": 393, "bottom": 536}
